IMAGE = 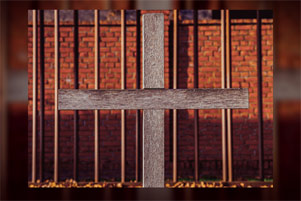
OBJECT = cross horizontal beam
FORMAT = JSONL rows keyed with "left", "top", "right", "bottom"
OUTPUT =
{"left": 58, "top": 88, "right": 248, "bottom": 110}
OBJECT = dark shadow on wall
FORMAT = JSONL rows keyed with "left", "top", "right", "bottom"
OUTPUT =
{"left": 28, "top": 117, "right": 273, "bottom": 181}
{"left": 175, "top": 22, "right": 223, "bottom": 181}
{"left": 176, "top": 24, "right": 195, "bottom": 180}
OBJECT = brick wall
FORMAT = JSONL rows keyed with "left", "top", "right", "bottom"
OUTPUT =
{"left": 28, "top": 10, "right": 273, "bottom": 181}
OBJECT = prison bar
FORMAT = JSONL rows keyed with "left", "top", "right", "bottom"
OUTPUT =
{"left": 193, "top": 9, "right": 199, "bottom": 182}
{"left": 135, "top": 10, "right": 141, "bottom": 182}
{"left": 73, "top": 10, "right": 79, "bottom": 181}
{"left": 121, "top": 9, "right": 126, "bottom": 183}
{"left": 32, "top": 9, "right": 37, "bottom": 183}
{"left": 34, "top": 10, "right": 265, "bottom": 184}
{"left": 226, "top": 10, "right": 233, "bottom": 182}
{"left": 221, "top": 9, "right": 227, "bottom": 182}
{"left": 172, "top": 9, "right": 178, "bottom": 183}
{"left": 257, "top": 10, "right": 264, "bottom": 181}
{"left": 94, "top": 9, "right": 99, "bottom": 183}
{"left": 39, "top": 9, "right": 45, "bottom": 181}
{"left": 54, "top": 9, "right": 59, "bottom": 183}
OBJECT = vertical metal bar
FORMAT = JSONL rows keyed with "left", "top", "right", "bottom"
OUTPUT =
{"left": 121, "top": 9, "right": 126, "bottom": 183}
{"left": 256, "top": 10, "right": 264, "bottom": 181}
{"left": 54, "top": 9, "right": 59, "bottom": 183}
{"left": 225, "top": 9, "right": 233, "bottom": 182}
{"left": 32, "top": 9, "right": 37, "bottom": 183}
{"left": 73, "top": 10, "right": 79, "bottom": 181}
{"left": 94, "top": 9, "right": 99, "bottom": 183}
{"left": 135, "top": 10, "right": 141, "bottom": 182}
{"left": 172, "top": 9, "right": 178, "bottom": 183}
{"left": 193, "top": 9, "right": 199, "bottom": 182}
{"left": 39, "top": 10, "right": 45, "bottom": 181}
{"left": 220, "top": 9, "right": 227, "bottom": 182}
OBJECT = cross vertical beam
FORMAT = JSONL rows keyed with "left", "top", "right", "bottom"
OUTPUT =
{"left": 142, "top": 13, "right": 165, "bottom": 188}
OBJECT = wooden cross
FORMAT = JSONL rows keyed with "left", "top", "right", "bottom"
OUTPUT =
{"left": 58, "top": 13, "right": 248, "bottom": 188}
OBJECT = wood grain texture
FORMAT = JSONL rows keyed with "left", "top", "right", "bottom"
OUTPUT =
{"left": 142, "top": 13, "right": 165, "bottom": 188}
{"left": 142, "top": 109, "right": 165, "bottom": 187}
{"left": 142, "top": 13, "right": 164, "bottom": 89}
{"left": 58, "top": 88, "right": 249, "bottom": 110}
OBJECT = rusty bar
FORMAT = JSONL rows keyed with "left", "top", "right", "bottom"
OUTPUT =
{"left": 121, "top": 9, "right": 126, "bottom": 183}
{"left": 54, "top": 9, "right": 59, "bottom": 183}
{"left": 257, "top": 10, "right": 264, "bottom": 181}
{"left": 32, "top": 9, "right": 37, "bottom": 183}
{"left": 39, "top": 9, "right": 45, "bottom": 181}
{"left": 226, "top": 9, "right": 233, "bottom": 182}
{"left": 221, "top": 9, "right": 227, "bottom": 182}
{"left": 94, "top": 9, "right": 99, "bottom": 183}
{"left": 135, "top": 10, "right": 141, "bottom": 182}
{"left": 172, "top": 9, "right": 178, "bottom": 183}
{"left": 193, "top": 9, "right": 199, "bottom": 182}
{"left": 73, "top": 10, "right": 79, "bottom": 181}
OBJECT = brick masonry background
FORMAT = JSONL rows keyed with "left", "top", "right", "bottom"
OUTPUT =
{"left": 28, "top": 10, "right": 273, "bottom": 181}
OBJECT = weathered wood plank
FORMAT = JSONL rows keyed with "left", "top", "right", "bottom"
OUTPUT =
{"left": 142, "top": 13, "right": 165, "bottom": 188}
{"left": 58, "top": 88, "right": 248, "bottom": 110}
{"left": 142, "top": 13, "right": 164, "bottom": 89}
{"left": 143, "top": 109, "right": 164, "bottom": 187}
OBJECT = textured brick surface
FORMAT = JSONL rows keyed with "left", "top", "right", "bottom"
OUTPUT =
{"left": 28, "top": 10, "right": 273, "bottom": 181}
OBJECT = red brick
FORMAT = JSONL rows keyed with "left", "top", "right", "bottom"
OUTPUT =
{"left": 28, "top": 16, "right": 274, "bottom": 180}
